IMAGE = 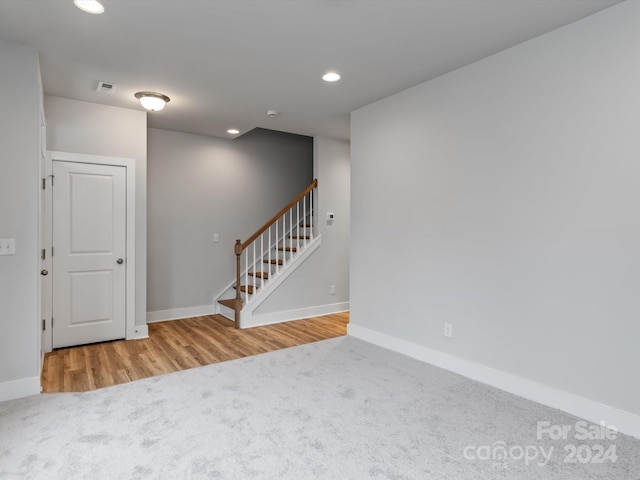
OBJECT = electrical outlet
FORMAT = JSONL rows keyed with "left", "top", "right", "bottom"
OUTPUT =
{"left": 329, "top": 284, "right": 336, "bottom": 295}
{"left": 444, "top": 322, "right": 453, "bottom": 338}
{"left": 213, "top": 233, "right": 219, "bottom": 243}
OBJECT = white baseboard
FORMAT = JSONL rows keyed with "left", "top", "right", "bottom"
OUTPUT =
{"left": 245, "top": 302, "right": 350, "bottom": 328}
{"left": 347, "top": 324, "right": 640, "bottom": 440}
{"left": 130, "top": 324, "right": 149, "bottom": 339}
{"left": 146, "top": 305, "right": 217, "bottom": 323}
{"left": 0, "top": 376, "right": 41, "bottom": 402}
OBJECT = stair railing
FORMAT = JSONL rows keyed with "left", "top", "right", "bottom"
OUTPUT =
{"left": 233, "top": 179, "right": 318, "bottom": 328}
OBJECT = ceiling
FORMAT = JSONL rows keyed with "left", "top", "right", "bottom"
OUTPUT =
{"left": 0, "top": 0, "right": 621, "bottom": 141}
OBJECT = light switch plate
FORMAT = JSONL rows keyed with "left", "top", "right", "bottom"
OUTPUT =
{"left": 0, "top": 238, "right": 16, "bottom": 255}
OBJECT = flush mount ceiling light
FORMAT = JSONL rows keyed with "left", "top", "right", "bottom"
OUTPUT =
{"left": 322, "top": 71, "right": 341, "bottom": 82}
{"left": 227, "top": 129, "right": 240, "bottom": 135}
{"left": 135, "top": 91, "right": 170, "bottom": 112}
{"left": 73, "top": 0, "right": 105, "bottom": 14}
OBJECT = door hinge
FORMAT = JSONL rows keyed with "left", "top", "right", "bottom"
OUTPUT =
{"left": 41, "top": 249, "right": 46, "bottom": 261}
{"left": 51, "top": 317, "right": 54, "bottom": 328}
{"left": 51, "top": 247, "right": 54, "bottom": 257}
{"left": 42, "top": 319, "right": 46, "bottom": 331}
{"left": 42, "top": 174, "right": 54, "bottom": 189}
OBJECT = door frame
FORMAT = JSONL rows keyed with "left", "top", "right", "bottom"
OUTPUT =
{"left": 43, "top": 151, "right": 136, "bottom": 352}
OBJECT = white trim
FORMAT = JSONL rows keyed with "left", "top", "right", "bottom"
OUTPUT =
{"left": 347, "top": 324, "right": 640, "bottom": 440}
{"left": 217, "top": 303, "right": 235, "bottom": 322}
{"left": 0, "top": 376, "right": 41, "bottom": 402}
{"left": 214, "top": 236, "right": 322, "bottom": 312}
{"left": 130, "top": 324, "right": 149, "bottom": 339}
{"left": 146, "top": 304, "right": 217, "bottom": 323}
{"left": 237, "top": 236, "right": 323, "bottom": 328}
{"left": 245, "top": 302, "right": 349, "bottom": 328}
{"left": 46, "top": 151, "right": 137, "bottom": 343}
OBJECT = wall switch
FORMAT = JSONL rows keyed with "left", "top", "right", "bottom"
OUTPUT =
{"left": 444, "top": 322, "right": 453, "bottom": 338}
{"left": 213, "top": 233, "right": 219, "bottom": 243}
{"left": 326, "top": 212, "right": 334, "bottom": 221}
{"left": 329, "top": 284, "right": 336, "bottom": 295}
{"left": 0, "top": 238, "right": 16, "bottom": 256}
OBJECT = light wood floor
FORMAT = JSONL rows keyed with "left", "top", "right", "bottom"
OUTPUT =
{"left": 41, "top": 312, "right": 349, "bottom": 393}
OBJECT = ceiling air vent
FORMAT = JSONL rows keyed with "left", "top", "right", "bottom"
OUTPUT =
{"left": 96, "top": 81, "right": 117, "bottom": 95}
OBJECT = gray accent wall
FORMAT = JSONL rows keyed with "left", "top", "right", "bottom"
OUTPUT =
{"left": 44, "top": 96, "right": 148, "bottom": 328}
{"left": 351, "top": 2, "right": 640, "bottom": 416}
{"left": 0, "top": 41, "right": 41, "bottom": 394}
{"left": 146, "top": 128, "right": 313, "bottom": 313}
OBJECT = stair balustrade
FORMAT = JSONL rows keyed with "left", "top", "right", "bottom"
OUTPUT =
{"left": 228, "top": 179, "right": 318, "bottom": 328}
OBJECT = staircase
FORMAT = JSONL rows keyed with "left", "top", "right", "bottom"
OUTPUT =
{"left": 216, "top": 179, "right": 321, "bottom": 328}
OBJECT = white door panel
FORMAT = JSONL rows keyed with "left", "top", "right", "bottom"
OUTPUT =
{"left": 52, "top": 161, "right": 127, "bottom": 348}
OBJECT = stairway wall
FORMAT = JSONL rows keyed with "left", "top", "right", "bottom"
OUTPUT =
{"left": 253, "top": 136, "right": 350, "bottom": 322}
{"left": 147, "top": 128, "right": 313, "bottom": 316}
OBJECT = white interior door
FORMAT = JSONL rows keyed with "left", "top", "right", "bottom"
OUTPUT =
{"left": 52, "top": 160, "right": 127, "bottom": 348}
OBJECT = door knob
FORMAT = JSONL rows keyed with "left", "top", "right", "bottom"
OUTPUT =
{"left": 41, "top": 269, "right": 48, "bottom": 276}
{"left": 117, "top": 258, "right": 124, "bottom": 264}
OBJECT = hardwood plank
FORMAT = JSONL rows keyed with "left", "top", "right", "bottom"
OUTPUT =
{"left": 42, "top": 311, "right": 348, "bottom": 393}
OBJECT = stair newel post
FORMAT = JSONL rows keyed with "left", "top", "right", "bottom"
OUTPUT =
{"left": 234, "top": 239, "right": 243, "bottom": 329}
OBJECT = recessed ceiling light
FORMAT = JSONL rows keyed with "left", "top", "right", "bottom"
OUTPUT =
{"left": 227, "top": 129, "right": 240, "bottom": 135}
{"left": 322, "top": 72, "right": 341, "bottom": 82}
{"left": 134, "top": 92, "right": 170, "bottom": 112}
{"left": 73, "top": 0, "right": 105, "bottom": 14}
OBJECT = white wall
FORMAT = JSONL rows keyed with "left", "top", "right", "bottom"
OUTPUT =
{"left": 146, "top": 127, "right": 313, "bottom": 315}
{"left": 44, "top": 96, "right": 147, "bottom": 328}
{"left": 0, "top": 41, "right": 41, "bottom": 400}
{"left": 351, "top": 1, "right": 640, "bottom": 432}
{"left": 253, "top": 136, "right": 350, "bottom": 321}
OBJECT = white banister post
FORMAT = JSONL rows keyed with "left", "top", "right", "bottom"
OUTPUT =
{"left": 268, "top": 227, "right": 272, "bottom": 275}
{"left": 261, "top": 233, "right": 265, "bottom": 288}
{"left": 290, "top": 207, "right": 294, "bottom": 265}
{"left": 302, "top": 195, "right": 306, "bottom": 248}
{"left": 276, "top": 220, "right": 280, "bottom": 272}
{"left": 244, "top": 249, "right": 248, "bottom": 303}
{"left": 282, "top": 217, "right": 288, "bottom": 265}
{"left": 297, "top": 201, "right": 300, "bottom": 252}
{"left": 311, "top": 189, "right": 315, "bottom": 240}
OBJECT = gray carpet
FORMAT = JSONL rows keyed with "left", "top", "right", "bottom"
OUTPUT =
{"left": 1, "top": 337, "right": 638, "bottom": 479}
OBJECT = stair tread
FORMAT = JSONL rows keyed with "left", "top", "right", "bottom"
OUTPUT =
{"left": 233, "top": 285, "right": 258, "bottom": 294}
{"left": 289, "top": 235, "right": 311, "bottom": 239}
{"left": 264, "top": 259, "right": 284, "bottom": 265}
{"left": 248, "top": 272, "right": 270, "bottom": 279}
{"left": 277, "top": 246, "right": 298, "bottom": 252}
{"left": 218, "top": 298, "right": 239, "bottom": 310}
